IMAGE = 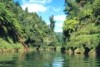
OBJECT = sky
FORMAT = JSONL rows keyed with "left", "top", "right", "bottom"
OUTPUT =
{"left": 14, "top": 0, "right": 66, "bottom": 32}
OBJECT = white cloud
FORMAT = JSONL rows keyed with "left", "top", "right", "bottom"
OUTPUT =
{"left": 21, "top": 0, "right": 52, "bottom": 13}
{"left": 54, "top": 15, "right": 66, "bottom": 21}
{"left": 21, "top": 3, "right": 47, "bottom": 13}
{"left": 56, "top": 22, "right": 63, "bottom": 28}
{"left": 46, "top": 22, "right": 50, "bottom": 25}
{"left": 55, "top": 22, "right": 63, "bottom": 32}
{"left": 55, "top": 28, "right": 63, "bottom": 32}
{"left": 22, "top": 0, "right": 52, "bottom": 4}
{"left": 54, "top": 15, "right": 66, "bottom": 32}
{"left": 32, "top": 0, "right": 52, "bottom": 4}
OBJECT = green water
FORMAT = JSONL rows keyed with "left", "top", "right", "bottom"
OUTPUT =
{"left": 0, "top": 51, "right": 100, "bottom": 67}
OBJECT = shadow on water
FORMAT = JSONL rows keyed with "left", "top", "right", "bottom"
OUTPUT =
{"left": 95, "top": 56, "right": 100, "bottom": 67}
{"left": 61, "top": 47, "right": 66, "bottom": 54}
{"left": 96, "top": 43, "right": 100, "bottom": 57}
{"left": 83, "top": 44, "right": 93, "bottom": 57}
{"left": 0, "top": 53, "right": 19, "bottom": 67}
{"left": 0, "top": 61, "right": 15, "bottom": 67}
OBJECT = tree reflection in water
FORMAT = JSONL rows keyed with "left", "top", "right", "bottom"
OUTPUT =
{"left": 0, "top": 51, "right": 100, "bottom": 67}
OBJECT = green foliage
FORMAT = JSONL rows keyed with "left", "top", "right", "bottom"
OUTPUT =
{"left": 93, "top": 0, "right": 100, "bottom": 17}
{"left": 0, "top": 0, "right": 59, "bottom": 49}
{"left": 0, "top": 2, "right": 22, "bottom": 42}
{"left": 0, "top": 38, "right": 22, "bottom": 49}
{"left": 63, "top": 0, "right": 100, "bottom": 48}
{"left": 63, "top": 18, "right": 79, "bottom": 31}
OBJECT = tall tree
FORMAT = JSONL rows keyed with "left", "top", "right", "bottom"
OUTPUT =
{"left": 49, "top": 15, "right": 55, "bottom": 32}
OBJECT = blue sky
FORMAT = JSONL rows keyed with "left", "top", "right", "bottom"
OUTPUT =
{"left": 14, "top": 0, "right": 66, "bottom": 32}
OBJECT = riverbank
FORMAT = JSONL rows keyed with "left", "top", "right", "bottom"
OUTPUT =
{"left": 0, "top": 38, "right": 96, "bottom": 56}
{"left": 0, "top": 47, "right": 96, "bottom": 58}
{"left": 0, "top": 38, "right": 23, "bottom": 53}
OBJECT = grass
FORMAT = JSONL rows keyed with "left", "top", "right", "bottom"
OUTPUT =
{"left": 0, "top": 38, "right": 23, "bottom": 49}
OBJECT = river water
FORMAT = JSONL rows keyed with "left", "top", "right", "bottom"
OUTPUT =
{"left": 0, "top": 51, "right": 100, "bottom": 67}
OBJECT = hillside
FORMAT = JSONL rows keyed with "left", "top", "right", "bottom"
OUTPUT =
{"left": 0, "top": 0, "right": 59, "bottom": 50}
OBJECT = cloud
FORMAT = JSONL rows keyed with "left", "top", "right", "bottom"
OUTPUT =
{"left": 56, "top": 22, "right": 63, "bottom": 27}
{"left": 22, "top": 0, "right": 52, "bottom": 4}
{"left": 46, "top": 22, "right": 50, "bottom": 25}
{"left": 54, "top": 15, "right": 66, "bottom": 21}
{"left": 54, "top": 15, "right": 66, "bottom": 32}
{"left": 55, "top": 22, "right": 63, "bottom": 32}
{"left": 21, "top": 3, "right": 47, "bottom": 13}
{"left": 21, "top": 0, "right": 52, "bottom": 13}
{"left": 55, "top": 28, "right": 63, "bottom": 32}
{"left": 55, "top": 29, "right": 62, "bottom": 32}
{"left": 31, "top": 0, "right": 52, "bottom": 4}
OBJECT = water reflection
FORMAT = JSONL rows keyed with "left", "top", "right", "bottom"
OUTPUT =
{"left": 52, "top": 57, "right": 64, "bottom": 67}
{"left": 0, "top": 51, "right": 100, "bottom": 67}
{"left": 95, "top": 57, "right": 100, "bottom": 67}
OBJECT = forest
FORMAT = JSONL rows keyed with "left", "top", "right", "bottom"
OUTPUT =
{"left": 0, "top": 0, "right": 62, "bottom": 52}
{"left": 63, "top": 0, "right": 100, "bottom": 55}
{"left": 0, "top": 0, "right": 100, "bottom": 67}
{"left": 0, "top": 0, "right": 100, "bottom": 55}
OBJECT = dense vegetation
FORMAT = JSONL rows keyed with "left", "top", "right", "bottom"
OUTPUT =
{"left": 63, "top": 0, "right": 100, "bottom": 48}
{"left": 0, "top": 0, "right": 60, "bottom": 50}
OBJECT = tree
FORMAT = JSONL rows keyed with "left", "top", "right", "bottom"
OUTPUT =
{"left": 49, "top": 15, "right": 55, "bottom": 32}
{"left": 0, "top": 0, "right": 60, "bottom": 50}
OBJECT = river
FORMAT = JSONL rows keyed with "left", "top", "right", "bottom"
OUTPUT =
{"left": 0, "top": 51, "right": 100, "bottom": 67}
